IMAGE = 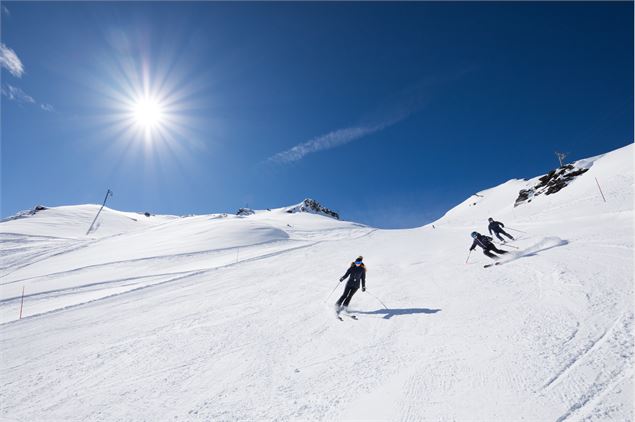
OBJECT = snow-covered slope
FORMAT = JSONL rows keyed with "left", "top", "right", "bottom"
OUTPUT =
{"left": 1, "top": 144, "right": 633, "bottom": 421}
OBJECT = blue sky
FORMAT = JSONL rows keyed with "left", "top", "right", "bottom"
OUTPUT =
{"left": 1, "top": 2, "right": 633, "bottom": 228}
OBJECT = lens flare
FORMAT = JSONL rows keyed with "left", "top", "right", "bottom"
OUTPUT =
{"left": 87, "top": 29, "right": 210, "bottom": 167}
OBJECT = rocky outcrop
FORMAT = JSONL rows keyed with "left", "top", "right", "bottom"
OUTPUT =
{"left": 236, "top": 208, "right": 255, "bottom": 216}
{"left": 285, "top": 199, "right": 339, "bottom": 220}
{"left": 514, "top": 164, "right": 589, "bottom": 207}
{"left": 1, "top": 205, "right": 48, "bottom": 222}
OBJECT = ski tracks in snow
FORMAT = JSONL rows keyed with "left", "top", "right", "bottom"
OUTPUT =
{"left": 547, "top": 311, "right": 634, "bottom": 422}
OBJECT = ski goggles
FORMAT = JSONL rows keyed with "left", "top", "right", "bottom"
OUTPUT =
{"left": 355, "top": 261, "right": 363, "bottom": 265}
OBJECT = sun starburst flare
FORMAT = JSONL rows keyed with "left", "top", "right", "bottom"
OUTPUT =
{"left": 132, "top": 97, "right": 165, "bottom": 130}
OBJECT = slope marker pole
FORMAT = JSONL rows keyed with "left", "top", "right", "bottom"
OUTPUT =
{"left": 595, "top": 177, "right": 607, "bottom": 203}
{"left": 19, "top": 286, "right": 25, "bottom": 319}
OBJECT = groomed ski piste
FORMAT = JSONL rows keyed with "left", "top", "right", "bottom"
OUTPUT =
{"left": 1, "top": 144, "right": 633, "bottom": 421}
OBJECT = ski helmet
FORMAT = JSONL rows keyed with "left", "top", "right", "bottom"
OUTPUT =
{"left": 471, "top": 232, "right": 478, "bottom": 239}
{"left": 488, "top": 217, "right": 494, "bottom": 222}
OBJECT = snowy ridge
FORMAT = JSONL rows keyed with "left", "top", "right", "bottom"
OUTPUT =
{"left": 0, "top": 144, "right": 632, "bottom": 421}
{"left": 284, "top": 198, "right": 340, "bottom": 219}
{"left": 437, "top": 144, "right": 633, "bottom": 226}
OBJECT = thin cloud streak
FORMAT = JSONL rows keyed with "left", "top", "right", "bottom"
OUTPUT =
{"left": 1, "top": 84, "right": 35, "bottom": 104}
{"left": 268, "top": 112, "right": 408, "bottom": 164}
{"left": 0, "top": 43, "right": 24, "bottom": 77}
{"left": 266, "top": 75, "right": 441, "bottom": 165}
{"left": 2, "top": 84, "right": 55, "bottom": 112}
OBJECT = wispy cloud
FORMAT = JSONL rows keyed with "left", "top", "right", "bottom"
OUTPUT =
{"left": 0, "top": 41, "right": 55, "bottom": 112}
{"left": 266, "top": 75, "right": 441, "bottom": 165}
{"left": 268, "top": 112, "right": 409, "bottom": 164}
{"left": 2, "top": 84, "right": 55, "bottom": 112}
{"left": 265, "top": 69, "right": 475, "bottom": 165}
{"left": 0, "top": 43, "right": 24, "bottom": 78}
{"left": 1, "top": 5, "right": 9, "bottom": 16}
{"left": 1, "top": 84, "right": 35, "bottom": 104}
{"left": 269, "top": 124, "right": 379, "bottom": 164}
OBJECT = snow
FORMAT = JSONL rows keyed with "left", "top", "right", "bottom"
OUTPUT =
{"left": 1, "top": 144, "right": 633, "bottom": 421}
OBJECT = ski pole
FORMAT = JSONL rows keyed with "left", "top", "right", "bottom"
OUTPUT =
{"left": 501, "top": 243, "right": 519, "bottom": 249}
{"left": 324, "top": 281, "right": 340, "bottom": 303}
{"left": 495, "top": 241, "right": 519, "bottom": 249}
{"left": 506, "top": 227, "right": 527, "bottom": 234}
{"left": 465, "top": 250, "right": 472, "bottom": 264}
{"left": 366, "top": 290, "right": 388, "bottom": 310}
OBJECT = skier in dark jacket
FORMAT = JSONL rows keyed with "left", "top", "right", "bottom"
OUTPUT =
{"left": 470, "top": 232, "right": 508, "bottom": 259}
{"left": 335, "top": 256, "right": 366, "bottom": 314}
{"left": 488, "top": 217, "right": 514, "bottom": 242}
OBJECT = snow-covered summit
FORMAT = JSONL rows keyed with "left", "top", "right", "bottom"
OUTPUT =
{"left": 236, "top": 207, "right": 256, "bottom": 216}
{"left": 284, "top": 198, "right": 340, "bottom": 219}
{"left": 0, "top": 205, "right": 49, "bottom": 222}
{"left": 0, "top": 204, "right": 178, "bottom": 239}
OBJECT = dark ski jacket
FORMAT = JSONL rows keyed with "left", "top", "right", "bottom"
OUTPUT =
{"left": 341, "top": 264, "right": 366, "bottom": 289}
{"left": 470, "top": 234, "right": 495, "bottom": 251}
{"left": 488, "top": 221, "right": 505, "bottom": 235}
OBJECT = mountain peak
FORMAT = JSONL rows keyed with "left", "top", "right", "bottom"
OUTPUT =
{"left": 285, "top": 198, "right": 340, "bottom": 220}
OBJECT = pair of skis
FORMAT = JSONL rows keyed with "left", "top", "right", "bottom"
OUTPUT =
{"left": 485, "top": 239, "right": 522, "bottom": 268}
{"left": 337, "top": 313, "right": 358, "bottom": 321}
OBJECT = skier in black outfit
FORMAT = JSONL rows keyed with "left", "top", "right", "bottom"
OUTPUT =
{"left": 470, "top": 232, "right": 508, "bottom": 259}
{"left": 336, "top": 256, "right": 366, "bottom": 314}
{"left": 488, "top": 217, "right": 514, "bottom": 242}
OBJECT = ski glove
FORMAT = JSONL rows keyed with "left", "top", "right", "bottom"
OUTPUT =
{"left": 339, "top": 276, "right": 345, "bottom": 282}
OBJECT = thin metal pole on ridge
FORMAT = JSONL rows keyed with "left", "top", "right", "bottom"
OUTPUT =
{"left": 86, "top": 189, "right": 113, "bottom": 235}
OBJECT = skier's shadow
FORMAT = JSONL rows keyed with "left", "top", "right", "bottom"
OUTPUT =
{"left": 355, "top": 308, "right": 441, "bottom": 320}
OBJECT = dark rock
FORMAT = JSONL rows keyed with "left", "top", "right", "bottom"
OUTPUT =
{"left": 514, "top": 164, "right": 589, "bottom": 207}
{"left": 236, "top": 208, "right": 255, "bottom": 216}
{"left": 0, "top": 205, "right": 48, "bottom": 222}
{"left": 514, "top": 189, "right": 535, "bottom": 207}
{"left": 286, "top": 199, "right": 340, "bottom": 220}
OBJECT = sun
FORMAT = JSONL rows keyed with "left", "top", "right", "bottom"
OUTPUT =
{"left": 132, "top": 97, "right": 164, "bottom": 130}
{"left": 95, "top": 46, "right": 201, "bottom": 150}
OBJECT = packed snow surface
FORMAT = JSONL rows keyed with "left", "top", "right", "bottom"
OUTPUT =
{"left": 1, "top": 144, "right": 633, "bottom": 421}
